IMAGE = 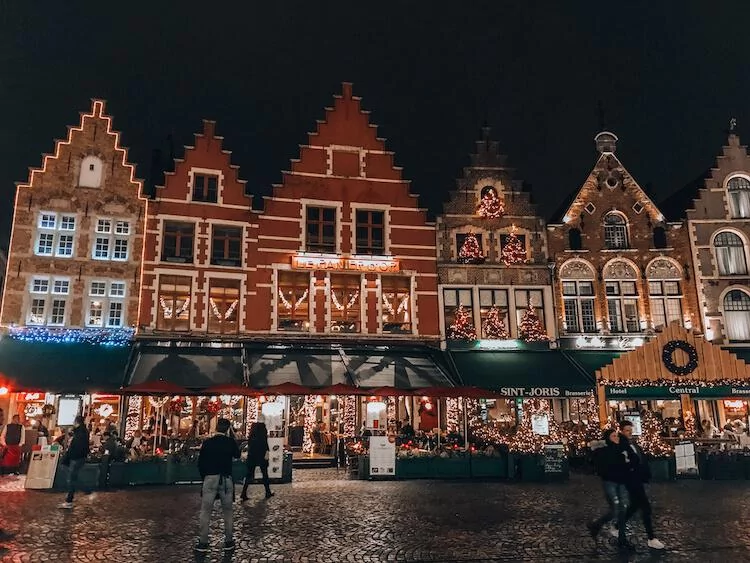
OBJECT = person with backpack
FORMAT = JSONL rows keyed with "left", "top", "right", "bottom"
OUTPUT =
{"left": 195, "top": 418, "right": 240, "bottom": 554}
{"left": 586, "top": 428, "right": 630, "bottom": 548}
{"left": 58, "top": 416, "right": 89, "bottom": 509}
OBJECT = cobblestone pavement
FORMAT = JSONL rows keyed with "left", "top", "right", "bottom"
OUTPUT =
{"left": 1, "top": 469, "right": 749, "bottom": 562}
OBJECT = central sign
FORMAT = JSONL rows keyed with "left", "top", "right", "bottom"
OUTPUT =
{"left": 291, "top": 253, "right": 399, "bottom": 273}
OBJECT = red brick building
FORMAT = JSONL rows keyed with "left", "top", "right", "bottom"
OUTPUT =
{"left": 251, "top": 83, "right": 439, "bottom": 340}
{"left": 138, "top": 121, "right": 255, "bottom": 335}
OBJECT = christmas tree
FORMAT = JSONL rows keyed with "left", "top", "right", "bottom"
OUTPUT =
{"left": 501, "top": 227, "right": 527, "bottom": 266}
{"left": 519, "top": 302, "right": 549, "bottom": 342}
{"left": 477, "top": 188, "right": 504, "bottom": 219}
{"left": 448, "top": 304, "right": 477, "bottom": 340}
{"left": 562, "top": 394, "right": 602, "bottom": 455}
{"left": 458, "top": 233, "right": 486, "bottom": 264}
{"left": 509, "top": 398, "right": 563, "bottom": 455}
{"left": 637, "top": 411, "right": 673, "bottom": 457}
{"left": 482, "top": 306, "right": 509, "bottom": 339}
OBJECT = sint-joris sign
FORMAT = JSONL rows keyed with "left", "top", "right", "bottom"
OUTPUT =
{"left": 291, "top": 253, "right": 399, "bottom": 273}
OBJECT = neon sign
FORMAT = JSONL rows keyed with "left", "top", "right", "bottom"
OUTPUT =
{"left": 291, "top": 254, "right": 399, "bottom": 273}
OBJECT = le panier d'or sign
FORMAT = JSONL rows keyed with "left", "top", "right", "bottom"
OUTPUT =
{"left": 291, "top": 253, "right": 399, "bottom": 273}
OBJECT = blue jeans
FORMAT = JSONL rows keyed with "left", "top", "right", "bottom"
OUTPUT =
{"left": 65, "top": 459, "right": 85, "bottom": 503}
{"left": 593, "top": 481, "right": 627, "bottom": 541}
{"left": 198, "top": 475, "right": 234, "bottom": 544}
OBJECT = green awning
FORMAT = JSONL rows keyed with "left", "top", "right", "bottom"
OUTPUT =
{"left": 449, "top": 350, "right": 594, "bottom": 397}
{"left": 563, "top": 350, "right": 621, "bottom": 378}
{"left": 0, "top": 339, "right": 131, "bottom": 393}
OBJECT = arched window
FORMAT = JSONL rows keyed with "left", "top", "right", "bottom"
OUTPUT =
{"left": 603, "top": 260, "right": 640, "bottom": 333}
{"left": 728, "top": 176, "right": 750, "bottom": 219}
{"left": 560, "top": 260, "right": 596, "bottom": 333}
{"left": 714, "top": 231, "right": 748, "bottom": 275}
{"left": 646, "top": 259, "right": 682, "bottom": 330}
{"left": 652, "top": 226, "right": 667, "bottom": 249}
{"left": 568, "top": 228, "right": 582, "bottom": 251}
{"left": 79, "top": 155, "right": 103, "bottom": 188}
{"left": 723, "top": 290, "right": 750, "bottom": 342}
{"left": 603, "top": 212, "right": 628, "bottom": 249}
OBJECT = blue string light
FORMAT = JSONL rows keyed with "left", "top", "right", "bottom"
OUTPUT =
{"left": 7, "top": 327, "right": 134, "bottom": 347}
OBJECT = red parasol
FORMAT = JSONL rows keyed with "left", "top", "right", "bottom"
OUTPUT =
{"left": 204, "top": 383, "right": 260, "bottom": 396}
{"left": 414, "top": 386, "right": 497, "bottom": 399}
{"left": 361, "top": 386, "right": 411, "bottom": 397}
{"left": 124, "top": 380, "right": 189, "bottom": 395}
{"left": 258, "top": 382, "right": 313, "bottom": 396}
{"left": 318, "top": 383, "right": 365, "bottom": 396}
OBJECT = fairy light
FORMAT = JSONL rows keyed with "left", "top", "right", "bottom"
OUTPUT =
{"left": 343, "top": 395, "right": 357, "bottom": 437}
{"left": 331, "top": 290, "right": 359, "bottom": 311}
{"left": 446, "top": 398, "right": 460, "bottom": 433}
{"left": 302, "top": 394, "right": 317, "bottom": 454}
{"left": 8, "top": 326, "right": 134, "bottom": 346}
{"left": 125, "top": 396, "right": 142, "bottom": 439}
{"left": 387, "top": 396, "right": 396, "bottom": 430}
{"left": 159, "top": 297, "right": 190, "bottom": 319}
{"left": 209, "top": 298, "right": 238, "bottom": 320}
{"left": 637, "top": 411, "right": 673, "bottom": 457}
{"left": 278, "top": 289, "right": 308, "bottom": 310}
{"left": 509, "top": 399, "right": 565, "bottom": 455}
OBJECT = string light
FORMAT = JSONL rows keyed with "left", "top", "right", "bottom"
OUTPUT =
{"left": 278, "top": 289, "right": 308, "bottom": 310}
{"left": 509, "top": 399, "right": 565, "bottom": 455}
{"left": 458, "top": 232, "right": 486, "bottom": 264}
{"left": 209, "top": 298, "right": 238, "bottom": 320}
{"left": 8, "top": 326, "right": 134, "bottom": 346}
{"left": 476, "top": 187, "right": 505, "bottom": 219}
{"left": 343, "top": 395, "right": 357, "bottom": 437}
{"left": 482, "top": 306, "right": 509, "bottom": 339}
{"left": 331, "top": 290, "right": 359, "bottom": 311}
{"left": 159, "top": 297, "right": 190, "bottom": 319}
{"left": 501, "top": 225, "right": 527, "bottom": 266}
{"left": 638, "top": 411, "right": 673, "bottom": 457}
{"left": 519, "top": 302, "right": 549, "bottom": 342}
{"left": 124, "top": 396, "right": 142, "bottom": 439}
{"left": 446, "top": 398, "right": 460, "bottom": 433}
{"left": 448, "top": 304, "right": 477, "bottom": 340}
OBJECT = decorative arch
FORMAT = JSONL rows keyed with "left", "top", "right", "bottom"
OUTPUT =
{"left": 560, "top": 259, "right": 595, "bottom": 280}
{"left": 79, "top": 154, "right": 104, "bottom": 188}
{"left": 645, "top": 257, "right": 682, "bottom": 280}
{"left": 721, "top": 287, "right": 750, "bottom": 342}
{"left": 726, "top": 174, "right": 750, "bottom": 218}
{"left": 602, "top": 258, "right": 639, "bottom": 280}
{"left": 603, "top": 210, "right": 629, "bottom": 249}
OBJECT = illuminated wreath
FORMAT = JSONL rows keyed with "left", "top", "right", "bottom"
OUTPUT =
{"left": 662, "top": 340, "right": 699, "bottom": 376}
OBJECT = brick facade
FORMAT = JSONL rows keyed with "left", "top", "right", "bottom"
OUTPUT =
{"left": 436, "top": 128, "right": 553, "bottom": 342}
{"left": 1, "top": 100, "right": 144, "bottom": 332}
{"left": 547, "top": 132, "right": 699, "bottom": 348}
{"left": 250, "top": 83, "right": 439, "bottom": 340}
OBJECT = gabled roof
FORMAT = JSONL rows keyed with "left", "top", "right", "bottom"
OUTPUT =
{"left": 658, "top": 169, "right": 709, "bottom": 222}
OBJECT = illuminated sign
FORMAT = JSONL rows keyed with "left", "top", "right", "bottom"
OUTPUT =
{"left": 291, "top": 254, "right": 399, "bottom": 273}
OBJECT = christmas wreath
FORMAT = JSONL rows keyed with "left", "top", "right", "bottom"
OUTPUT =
{"left": 662, "top": 340, "right": 698, "bottom": 376}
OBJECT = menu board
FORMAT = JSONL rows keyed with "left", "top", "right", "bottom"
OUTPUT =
{"left": 25, "top": 445, "right": 61, "bottom": 489}
{"left": 256, "top": 437, "right": 284, "bottom": 480}
{"left": 531, "top": 414, "right": 550, "bottom": 436}
{"left": 674, "top": 441, "right": 698, "bottom": 476}
{"left": 543, "top": 444, "right": 565, "bottom": 475}
{"left": 369, "top": 436, "right": 396, "bottom": 477}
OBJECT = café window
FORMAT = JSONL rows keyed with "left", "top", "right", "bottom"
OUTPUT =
{"left": 306, "top": 206, "right": 336, "bottom": 253}
{"left": 479, "top": 288, "right": 509, "bottom": 338}
{"left": 329, "top": 274, "right": 361, "bottom": 333}
{"left": 211, "top": 226, "right": 242, "bottom": 267}
{"left": 443, "top": 288, "right": 474, "bottom": 338}
{"left": 157, "top": 275, "right": 192, "bottom": 331}
{"left": 207, "top": 279, "right": 240, "bottom": 334}
{"left": 562, "top": 281, "right": 597, "bottom": 333}
{"left": 162, "top": 221, "right": 195, "bottom": 263}
{"left": 277, "top": 271, "right": 310, "bottom": 331}
{"left": 514, "top": 289, "right": 545, "bottom": 334}
{"left": 355, "top": 210, "right": 385, "bottom": 255}
{"left": 192, "top": 173, "right": 219, "bottom": 203}
{"left": 381, "top": 276, "right": 411, "bottom": 334}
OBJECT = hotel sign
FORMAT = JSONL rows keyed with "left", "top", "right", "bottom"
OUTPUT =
{"left": 291, "top": 254, "right": 399, "bottom": 273}
{"left": 605, "top": 385, "right": 750, "bottom": 398}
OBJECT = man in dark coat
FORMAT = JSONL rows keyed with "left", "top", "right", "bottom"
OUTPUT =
{"left": 0, "top": 415, "right": 25, "bottom": 475}
{"left": 58, "top": 415, "right": 90, "bottom": 509}
{"left": 619, "top": 420, "right": 665, "bottom": 550}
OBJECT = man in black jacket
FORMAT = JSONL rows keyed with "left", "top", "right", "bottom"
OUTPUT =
{"left": 587, "top": 429, "right": 629, "bottom": 546}
{"left": 195, "top": 418, "right": 240, "bottom": 554}
{"left": 619, "top": 420, "right": 665, "bottom": 550}
{"left": 59, "top": 415, "right": 89, "bottom": 509}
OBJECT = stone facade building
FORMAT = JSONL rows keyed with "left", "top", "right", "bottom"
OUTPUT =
{"left": 547, "top": 132, "right": 699, "bottom": 350}
{"left": 662, "top": 131, "right": 750, "bottom": 346}
{"left": 0, "top": 100, "right": 145, "bottom": 334}
{"left": 436, "top": 128, "right": 553, "bottom": 343}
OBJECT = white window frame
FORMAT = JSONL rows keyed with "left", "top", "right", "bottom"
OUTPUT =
{"left": 86, "top": 280, "right": 127, "bottom": 328}
{"left": 562, "top": 280, "right": 597, "bottom": 334}
{"left": 35, "top": 212, "right": 77, "bottom": 258}
{"left": 92, "top": 218, "right": 131, "bottom": 261}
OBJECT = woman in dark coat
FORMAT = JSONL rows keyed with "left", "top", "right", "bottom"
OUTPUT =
{"left": 240, "top": 422, "right": 274, "bottom": 500}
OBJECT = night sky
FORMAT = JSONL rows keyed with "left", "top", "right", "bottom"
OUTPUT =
{"left": 1, "top": 2, "right": 749, "bottom": 244}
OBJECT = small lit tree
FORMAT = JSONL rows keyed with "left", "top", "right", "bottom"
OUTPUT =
{"left": 482, "top": 306, "right": 509, "bottom": 339}
{"left": 477, "top": 188, "right": 504, "bottom": 219}
{"left": 509, "top": 398, "right": 564, "bottom": 455}
{"left": 458, "top": 233, "right": 486, "bottom": 264}
{"left": 501, "top": 226, "right": 527, "bottom": 266}
{"left": 448, "top": 304, "right": 477, "bottom": 340}
{"left": 637, "top": 411, "right": 673, "bottom": 458}
{"left": 519, "top": 302, "right": 549, "bottom": 342}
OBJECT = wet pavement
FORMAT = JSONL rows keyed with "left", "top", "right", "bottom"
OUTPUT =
{"left": 0, "top": 469, "right": 748, "bottom": 562}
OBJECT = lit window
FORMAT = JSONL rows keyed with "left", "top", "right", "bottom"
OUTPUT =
{"left": 29, "top": 298, "right": 46, "bottom": 325}
{"left": 329, "top": 274, "right": 361, "bottom": 333}
{"left": 603, "top": 212, "right": 629, "bottom": 249}
{"left": 728, "top": 176, "right": 750, "bottom": 219}
{"left": 714, "top": 231, "right": 748, "bottom": 275}
{"left": 157, "top": 275, "right": 192, "bottom": 331}
{"left": 649, "top": 280, "right": 682, "bottom": 330}
{"left": 724, "top": 290, "right": 750, "bottom": 342}
{"left": 36, "top": 213, "right": 75, "bottom": 259}
{"left": 277, "top": 272, "right": 310, "bottom": 331}
{"left": 443, "top": 288, "right": 475, "bottom": 339}
{"left": 478, "top": 288, "right": 509, "bottom": 338}
{"left": 207, "top": 279, "right": 240, "bottom": 334}
{"left": 88, "top": 300, "right": 104, "bottom": 327}
{"left": 382, "top": 277, "right": 412, "bottom": 334}
{"left": 562, "top": 280, "right": 597, "bottom": 333}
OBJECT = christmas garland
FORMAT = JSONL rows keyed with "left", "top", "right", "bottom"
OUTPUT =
{"left": 331, "top": 290, "right": 359, "bottom": 311}
{"left": 159, "top": 297, "right": 191, "bottom": 319}
{"left": 662, "top": 340, "right": 699, "bottom": 376}
{"left": 278, "top": 289, "right": 308, "bottom": 310}
{"left": 209, "top": 298, "right": 239, "bottom": 320}
{"left": 599, "top": 377, "right": 748, "bottom": 388}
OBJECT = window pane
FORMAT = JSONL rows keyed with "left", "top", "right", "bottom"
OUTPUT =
{"left": 110, "top": 282, "right": 126, "bottom": 297}
{"left": 157, "top": 275, "right": 192, "bottom": 331}
{"left": 458, "top": 289, "right": 473, "bottom": 305}
{"left": 90, "top": 282, "right": 107, "bottom": 296}
{"left": 666, "top": 299, "right": 682, "bottom": 324}
{"left": 107, "top": 302, "right": 123, "bottom": 327}
{"left": 581, "top": 299, "right": 597, "bottom": 332}
{"left": 39, "top": 213, "right": 56, "bottom": 229}
{"left": 562, "top": 282, "right": 576, "bottom": 296}
{"left": 96, "top": 219, "right": 112, "bottom": 233}
{"left": 621, "top": 281, "right": 637, "bottom": 296}
{"left": 94, "top": 237, "right": 110, "bottom": 259}
{"left": 277, "top": 272, "right": 310, "bottom": 331}
{"left": 113, "top": 239, "right": 128, "bottom": 260}
{"left": 88, "top": 300, "right": 104, "bottom": 327}
{"left": 50, "top": 299, "right": 66, "bottom": 325}
{"left": 208, "top": 279, "right": 240, "bottom": 334}
{"left": 443, "top": 289, "right": 458, "bottom": 308}
{"left": 605, "top": 282, "right": 619, "bottom": 296}
{"left": 648, "top": 281, "right": 663, "bottom": 295}
{"left": 651, "top": 299, "right": 667, "bottom": 329}
{"left": 664, "top": 281, "right": 680, "bottom": 295}
{"left": 29, "top": 298, "right": 46, "bottom": 324}
{"left": 564, "top": 299, "right": 580, "bottom": 332}
{"left": 330, "top": 274, "right": 360, "bottom": 333}
{"left": 52, "top": 280, "right": 69, "bottom": 294}
{"left": 579, "top": 282, "right": 594, "bottom": 296}
{"left": 31, "top": 278, "right": 49, "bottom": 293}
{"left": 115, "top": 221, "right": 130, "bottom": 235}
{"left": 382, "top": 276, "right": 411, "bottom": 334}
{"left": 37, "top": 234, "right": 54, "bottom": 255}
{"left": 60, "top": 216, "right": 76, "bottom": 231}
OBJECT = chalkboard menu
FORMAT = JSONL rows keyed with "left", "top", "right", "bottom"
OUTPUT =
{"left": 543, "top": 444, "right": 565, "bottom": 474}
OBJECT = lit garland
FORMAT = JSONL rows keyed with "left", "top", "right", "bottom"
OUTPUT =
{"left": 558, "top": 394, "right": 601, "bottom": 455}
{"left": 343, "top": 395, "right": 357, "bottom": 437}
{"left": 245, "top": 397, "right": 259, "bottom": 427}
{"left": 509, "top": 399, "right": 565, "bottom": 455}
{"left": 683, "top": 410, "right": 696, "bottom": 438}
{"left": 278, "top": 289, "right": 308, "bottom": 310}
{"left": 8, "top": 326, "right": 134, "bottom": 347}
{"left": 501, "top": 225, "right": 527, "bottom": 266}
{"left": 387, "top": 396, "right": 396, "bottom": 431}
{"left": 446, "top": 398, "right": 460, "bottom": 433}
{"left": 159, "top": 297, "right": 190, "bottom": 319}
{"left": 458, "top": 232, "right": 486, "bottom": 264}
{"left": 331, "top": 290, "right": 359, "bottom": 311}
{"left": 519, "top": 303, "right": 549, "bottom": 342}
{"left": 637, "top": 411, "right": 673, "bottom": 458}
{"left": 448, "top": 304, "right": 477, "bottom": 340}
{"left": 209, "top": 298, "right": 238, "bottom": 320}
{"left": 124, "top": 396, "right": 142, "bottom": 439}
{"left": 476, "top": 188, "right": 504, "bottom": 219}
{"left": 599, "top": 377, "right": 750, "bottom": 388}
{"left": 302, "top": 395, "right": 318, "bottom": 454}
{"left": 148, "top": 396, "right": 169, "bottom": 409}
{"left": 482, "top": 306, "right": 509, "bottom": 339}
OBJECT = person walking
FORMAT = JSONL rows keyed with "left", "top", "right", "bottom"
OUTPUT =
{"left": 195, "top": 417, "right": 240, "bottom": 554}
{"left": 58, "top": 416, "right": 90, "bottom": 509}
{"left": 618, "top": 420, "right": 665, "bottom": 550}
{"left": 0, "top": 415, "right": 25, "bottom": 475}
{"left": 241, "top": 422, "right": 274, "bottom": 501}
{"left": 586, "top": 429, "right": 630, "bottom": 547}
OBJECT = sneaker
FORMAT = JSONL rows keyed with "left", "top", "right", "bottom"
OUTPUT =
{"left": 586, "top": 521, "right": 599, "bottom": 539}
{"left": 224, "top": 539, "right": 236, "bottom": 552}
{"left": 648, "top": 538, "right": 666, "bottom": 550}
{"left": 57, "top": 502, "right": 73, "bottom": 510}
{"left": 193, "top": 542, "right": 209, "bottom": 554}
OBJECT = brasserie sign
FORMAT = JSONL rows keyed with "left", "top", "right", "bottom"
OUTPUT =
{"left": 496, "top": 387, "right": 592, "bottom": 398}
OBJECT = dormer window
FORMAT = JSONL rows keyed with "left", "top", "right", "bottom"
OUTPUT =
{"left": 727, "top": 176, "right": 750, "bottom": 219}
{"left": 192, "top": 173, "right": 219, "bottom": 203}
{"left": 603, "top": 212, "right": 629, "bottom": 249}
{"left": 79, "top": 156, "right": 103, "bottom": 188}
